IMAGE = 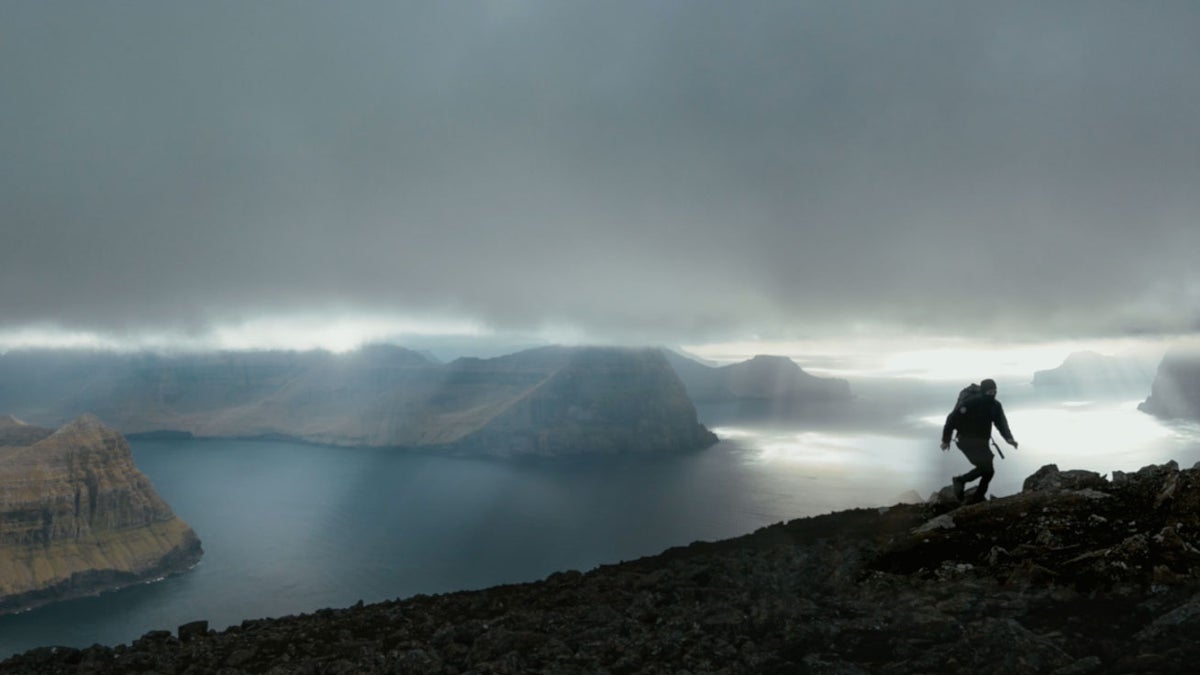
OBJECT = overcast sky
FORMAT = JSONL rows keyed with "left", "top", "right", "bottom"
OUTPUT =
{"left": 3, "top": 1, "right": 1199, "bottom": 354}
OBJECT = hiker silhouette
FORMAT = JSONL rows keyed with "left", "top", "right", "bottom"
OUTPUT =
{"left": 940, "top": 378, "right": 1018, "bottom": 503}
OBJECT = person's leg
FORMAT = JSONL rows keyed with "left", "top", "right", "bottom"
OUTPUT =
{"left": 956, "top": 439, "right": 995, "bottom": 501}
{"left": 952, "top": 445, "right": 977, "bottom": 502}
{"left": 973, "top": 457, "right": 996, "bottom": 501}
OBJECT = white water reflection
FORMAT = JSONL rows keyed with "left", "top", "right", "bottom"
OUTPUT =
{"left": 711, "top": 425, "right": 948, "bottom": 513}
{"left": 714, "top": 400, "right": 1200, "bottom": 508}
{"left": 715, "top": 427, "right": 924, "bottom": 474}
{"left": 1013, "top": 401, "right": 1173, "bottom": 457}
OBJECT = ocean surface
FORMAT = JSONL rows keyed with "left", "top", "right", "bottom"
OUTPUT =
{"left": 3, "top": 395, "right": 1200, "bottom": 658}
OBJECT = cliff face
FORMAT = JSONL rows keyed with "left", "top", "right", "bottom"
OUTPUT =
{"left": 0, "top": 415, "right": 202, "bottom": 614}
{"left": 1139, "top": 348, "right": 1200, "bottom": 420}
{"left": 0, "top": 346, "right": 716, "bottom": 456}
{"left": 451, "top": 347, "right": 717, "bottom": 456}
{"left": 7, "top": 461, "right": 1200, "bottom": 673}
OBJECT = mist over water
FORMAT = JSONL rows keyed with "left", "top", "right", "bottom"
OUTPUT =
{"left": 2, "top": 386, "right": 1198, "bottom": 658}
{"left": 711, "top": 398, "right": 1200, "bottom": 507}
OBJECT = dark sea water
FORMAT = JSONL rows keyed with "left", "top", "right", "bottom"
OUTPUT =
{"left": 3, "top": 398, "right": 1199, "bottom": 658}
{"left": 0, "top": 435, "right": 825, "bottom": 657}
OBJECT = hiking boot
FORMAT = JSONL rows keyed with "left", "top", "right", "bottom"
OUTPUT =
{"left": 952, "top": 476, "right": 965, "bottom": 502}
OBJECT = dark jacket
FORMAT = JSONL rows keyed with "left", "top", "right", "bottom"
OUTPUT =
{"left": 942, "top": 393, "right": 1014, "bottom": 444}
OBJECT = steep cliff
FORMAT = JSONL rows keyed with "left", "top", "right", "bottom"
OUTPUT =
{"left": 0, "top": 346, "right": 716, "bottom": 456}
{"left": 7, "top": 461, "right": 1200, "bottom": 673}
{"left": 1139, "top": 348, "right": 1200, "bottom": 420}
{"left": 0, "top": 415, "right": 202, "bottom": 614}
{"left": 450, "top": 347, "right": 718, "bottom": 456}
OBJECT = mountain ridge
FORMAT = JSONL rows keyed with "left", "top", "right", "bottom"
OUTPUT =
{"left": 0, "top": 346, "right": 716, "bottom": 457}
{"left": 661, "top": 349, "right": 852, "bottom": 405}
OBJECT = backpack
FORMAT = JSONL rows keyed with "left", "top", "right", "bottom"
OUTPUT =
{"left": 953, "top": 383, "right": 984, "bottom": 415}
{"left": 947, "top": 383, "right": 984, "bottom": 440}
{"left": 950, "top": 383, "right": 1005, "bottom": 456}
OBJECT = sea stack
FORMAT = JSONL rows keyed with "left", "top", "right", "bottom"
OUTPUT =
{"left": 1139, "top": 348, "right": 1200, "bottom": 421}
{"left": 0, "top": 414, "right": 202, "bottom": 614}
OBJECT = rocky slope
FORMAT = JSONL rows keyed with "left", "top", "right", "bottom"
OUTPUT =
{"left": 1140, "top": 348, "right": 1200, "bottom": 421}
{"left": 0, "top": 416, "right": 202, "bottom": 615}
{"left": 7, "top": 461, "right": 1200, "bottom": 673}
{"left": 0, "top": 346, "right": 716, "bottom": 457}
{"left": 0, "top": 415, "right": 53, "bottom": 447}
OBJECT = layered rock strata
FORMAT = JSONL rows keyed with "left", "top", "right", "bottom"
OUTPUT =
{"left": 7, "top": 462, "right": 1200, "bottom": 672}
{"left": 0, "top": 415, "right": 202, "bottom": 614}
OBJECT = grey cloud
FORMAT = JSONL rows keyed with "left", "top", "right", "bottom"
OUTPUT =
{"left": 3, "top": 1, "right": 1199, "bottom": 345}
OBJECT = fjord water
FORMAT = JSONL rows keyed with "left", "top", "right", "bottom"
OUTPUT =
{"left": 3, "top": 396, "right": 1199, "bottom": 658}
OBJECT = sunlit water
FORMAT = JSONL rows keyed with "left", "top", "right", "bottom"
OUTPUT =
{"left": 1, "top": 400, "right": 1198, "bottom": 658}
{"left": 716, "top": 399, "right": 1200, "bottom": 505}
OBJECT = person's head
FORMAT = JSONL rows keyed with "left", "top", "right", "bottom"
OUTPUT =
{"left": 980, "top": 378, "right": 997, "bottom": 397}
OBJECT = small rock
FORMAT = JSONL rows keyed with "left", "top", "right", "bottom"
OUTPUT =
{"left": 178, "top": 620, "right": 209, "bottom": 642}
{"left": 913, "top": 515, "right": 956, "bottom": 534}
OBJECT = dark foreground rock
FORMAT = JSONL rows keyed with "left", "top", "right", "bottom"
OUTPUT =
{"left": 7, "top": 461, "right": 1200, "bottom": 674}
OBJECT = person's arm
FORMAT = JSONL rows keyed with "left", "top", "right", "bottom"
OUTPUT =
{"left": 993, "top": 401, "right": 1018, "bottom": 447}
{"left": 941, "top": 409, "right": 957, "bottom": 449}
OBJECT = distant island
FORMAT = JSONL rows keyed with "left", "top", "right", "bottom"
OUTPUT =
{"left": 1031, "top": 350, "right": 1157, "bottom": 399}
{"left": 0, "top": 415, "right": 202, "bottom": 615}
{"left": 1140, "top": 348, "right": 1200, "bottom": 421}
{"left": 0, "top": 346, "right": 717, "bottom": 457}
{"left": 662, "top": 350, "right": 852, "bottom": 405}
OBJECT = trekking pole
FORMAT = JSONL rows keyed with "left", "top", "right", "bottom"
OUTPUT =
{"left": 991, "top": 436, "right": 1005, "bottom": 459}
